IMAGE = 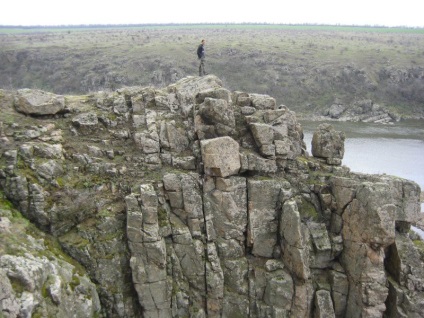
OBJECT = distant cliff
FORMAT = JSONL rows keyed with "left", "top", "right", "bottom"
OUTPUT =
{"left": 0, "top": 75, "right": 423, "bottom": 317}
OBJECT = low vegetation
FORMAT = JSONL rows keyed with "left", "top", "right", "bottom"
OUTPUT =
{"left": 1, "top": 24, "right": 424, "bottom": 117}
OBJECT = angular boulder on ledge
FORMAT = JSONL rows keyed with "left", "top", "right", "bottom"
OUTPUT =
{"left": 14, "top": 89, "right": 66, "bottom": 115}
{"left": 311, "top": 123, "right": 345, "bottom": 165}
{"left": 201, "top": 136, "right": 240, "bottom": 177}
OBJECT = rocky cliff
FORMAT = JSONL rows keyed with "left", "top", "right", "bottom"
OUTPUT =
{"left": 0, "top": 75, "right": 423, "bottom": 317}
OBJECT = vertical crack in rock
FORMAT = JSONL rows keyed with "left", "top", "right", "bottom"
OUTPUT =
{"left": 1, "top": 75, "right": 422, "bottom": 317}
{"left": 126, "top": 184, "right": 171, "bottom": 317}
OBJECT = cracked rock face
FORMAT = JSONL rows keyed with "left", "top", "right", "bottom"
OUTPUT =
{"left": 0, "top": 75, "right": 423, "bottom": 317}
{"left": 0, "top": 206, "right": 100, "bottom": 318}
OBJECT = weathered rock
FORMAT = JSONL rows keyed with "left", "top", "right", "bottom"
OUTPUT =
{"left": 384, "top": 233, "right": 424, "bottom": 317}
{"left": 328, "top": 103, "right": 346, "bottom": 119}
{"left": 195, "top": 87, "right": 232, "bottom": 104}
{"left": 71, "top": 112, "right": 98, "bottom": 132}
{"left": 14, "top": 89, "right": 66, "bottom": 115}
{"left": 323, "top": 99, "right": 399, "bottom": 123}
{"left": 312, "top": 123, "right": 345, "bottom": 165}
{"left": 167, "top": 75, "right": 224, "bottom": 116}
{"left": 36, "top": 159, "right": 64, "bottom": 180}
{"left": 280, "top": 199, "right": 311, "bottom": 280}
{"left": 263, "top": 270, "right": 294, "bottom": 309}
{"left": 0, "top": 75, "right": 422, "bottom": 318}
{"left": 308, "top": 222, "right": 332, "bottom": 268}
{"left": 0, "top": 204, "right": 100, "bottom": 318}
{"left": 204, "top": 176, "right": 247, "bottom": 243}
{"left": 314, "top": 290, "right": 336, "bottom": 318}
{"left": 250, "top": 123, "right": 275, "bottom": 158}
{"left": 113, "top": 95, "right": 129, "bottom": 114}
{"left": 159, "top": 121, "right": 189, "bottom": 153}
{"left": 338, "top": 180, "right": 415, "bottom": 317}
{"left": 201, "top": 136, "right": 240, "bottom": 177}
{"left": 246, "top": 107, "right": 305, "bottom": 160}
{"left": 172, "top": 156, "right": 196, "bottom": 170}
{"left": 33, "top": 143, "right": 64, "bottom": 159}
{"left": 134, "top": 132, "right": 160, "bottom": 154}
{"left": 126, "top": 186, "right": 171, "bottom": 318}
{"left": 240, "top": 152, "right": 278, "bottom": 174}
{"left": 198, "top": 97, "right": 235, "bottom": 136}
{"left": 330, "top": 266, "right": 349, "bottom": 317}
{"left": 250, "top": 93, "right": 277, "bottom": 110}
{"left": 205, "top": 243, "right": 224, "bottom": 316}
{"left": 248, "top": 179, "right": 284, "bottom": 258}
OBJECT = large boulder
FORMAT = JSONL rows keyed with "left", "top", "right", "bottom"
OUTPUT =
{"left": 14, "top": 89, "right": 66, "bottom": 115}
{"left": 167, "top": 75, "right": 224, "bottom": 115}
{"left": 198, "top": 97, "right": 236, "bottom": 135}
{"left": 201, "top": 136, "right": 240, "bottom": 177}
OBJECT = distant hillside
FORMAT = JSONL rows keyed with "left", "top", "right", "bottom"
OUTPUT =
{"left": 1, "top": 24, "right": 423, "bottom": 119}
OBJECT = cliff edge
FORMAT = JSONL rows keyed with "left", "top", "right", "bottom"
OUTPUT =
{"left": 0, "top": 75, "right": 423, "bottom": 317}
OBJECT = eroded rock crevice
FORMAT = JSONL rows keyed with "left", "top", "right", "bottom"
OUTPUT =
{"left": 0, "top": 75, "right": 422, "bottom": 317}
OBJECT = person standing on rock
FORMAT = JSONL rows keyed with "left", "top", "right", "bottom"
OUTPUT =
{"left": 197, "top": 39, "right": 207, "bottom": 76}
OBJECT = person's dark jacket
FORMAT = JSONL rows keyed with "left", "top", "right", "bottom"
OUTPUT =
{"left": 197, "top": 44, "right": 205, "bottom": 59}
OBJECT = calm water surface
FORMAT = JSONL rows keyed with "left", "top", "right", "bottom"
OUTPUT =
{"left": 301, "top": 120, "right": 424, "bottom": 214}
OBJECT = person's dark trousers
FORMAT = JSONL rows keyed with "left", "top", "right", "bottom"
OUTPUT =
{"left": 199, "top": 57, "right": 206, "bottom": 76}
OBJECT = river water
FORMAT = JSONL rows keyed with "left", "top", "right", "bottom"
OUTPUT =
{"left": 301, "top": 120, "right": 424, "bottom": 217}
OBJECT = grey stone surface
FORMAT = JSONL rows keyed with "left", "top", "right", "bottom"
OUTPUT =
{"left": 201, "top": 136, "right": 240, "bottom": 177}
{"left": 312, "top": 123, "right": 345, "bottom": 165}
{"left": 0, "top": 75, "right": 421, "bottom": 318}
{"left": 14, "top": 89, "right": 66, "bottom": 115}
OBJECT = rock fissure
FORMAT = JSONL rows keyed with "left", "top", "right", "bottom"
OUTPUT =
{"left": 0, "top": 76, "right": 422, "bottom": 318}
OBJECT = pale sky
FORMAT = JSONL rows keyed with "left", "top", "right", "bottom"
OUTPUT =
{"left": 1, "top": 0, "right": 423, "bottom": 27}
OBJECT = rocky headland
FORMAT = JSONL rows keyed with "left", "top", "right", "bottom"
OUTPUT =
{"left": 0, "top": 75, "right": 423, "bottom": 317}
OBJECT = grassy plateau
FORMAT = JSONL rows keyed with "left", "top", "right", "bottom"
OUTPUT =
{"left": 0, "top": 24, "right": 423, "bottom": 117}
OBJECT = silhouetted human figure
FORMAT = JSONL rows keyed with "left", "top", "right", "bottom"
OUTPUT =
{"left": 197, "top": 39, "right": 206, "bottom": 76}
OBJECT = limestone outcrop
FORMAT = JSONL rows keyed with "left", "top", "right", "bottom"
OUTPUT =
{"left": 0, "top": 75, "right": 423, "bottom": 317}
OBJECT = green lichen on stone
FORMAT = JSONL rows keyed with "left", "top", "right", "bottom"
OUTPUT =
{"left": 0, "top": 190, "right": 14, "bottom": 211}
{"left": 31, "top": 311, "right": 43, "bottom": 318}
{"left": 97, "top": 209, "right": 113, "bottom": 218}
{"left": 15, "top": 158, "right": 37, "bottom": 182}
{"left": 69, "top": 274, "right": 81, "bottom": 291}
{"left": 59, "top": 229, "right": 90, "bottom": 249}
{"left": 253, "top": 175, "right": 273, "bottom": 181}
{"left": 41, "top": 276, "right": 54, "bottom": 299}
{"left": 298, "top": 196, "right": 319, "bottom": 221}
{"left": 9, "top": 276, "right": 25, "bottom": 295}
{"left": 158, "top": 206, "right": 169, "bottom": 227}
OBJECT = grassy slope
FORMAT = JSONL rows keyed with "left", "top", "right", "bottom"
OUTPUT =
{"left": 0, "top": 24, "right": 423, "bottom": 117}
